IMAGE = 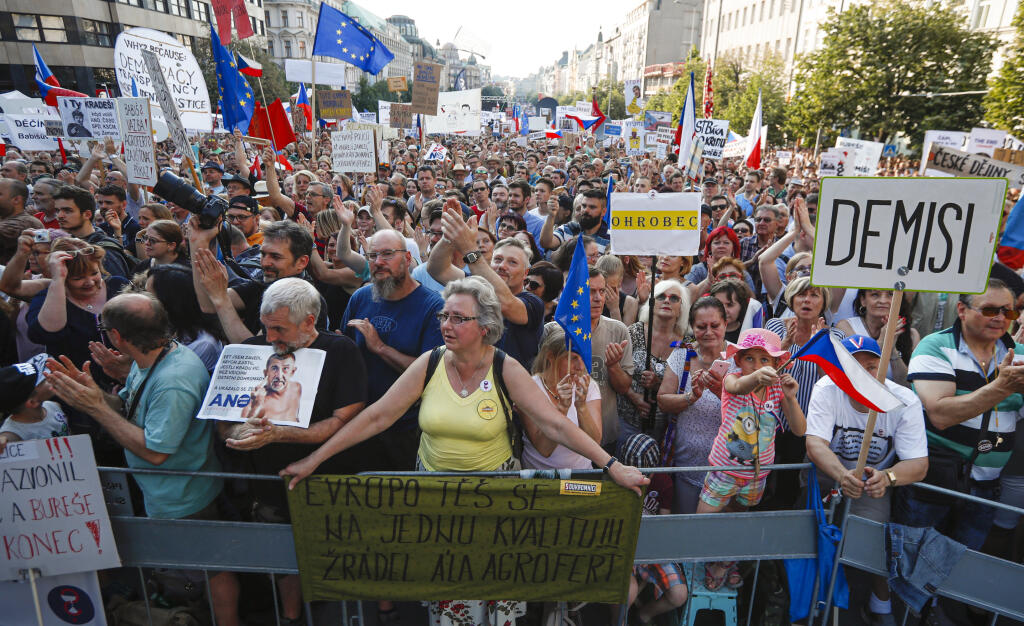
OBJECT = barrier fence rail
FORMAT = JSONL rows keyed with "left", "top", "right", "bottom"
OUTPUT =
{"left": 34, "top": 463, "right": 1023, "bottom": 626}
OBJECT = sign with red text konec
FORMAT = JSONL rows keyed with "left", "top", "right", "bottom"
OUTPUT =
{"left": 1, "top": 435, "right": 120, "bottom": 580}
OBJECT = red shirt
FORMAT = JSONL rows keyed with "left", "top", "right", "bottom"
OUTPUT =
{"left": 34, "top": 212, "right": 60, "bottom": 230}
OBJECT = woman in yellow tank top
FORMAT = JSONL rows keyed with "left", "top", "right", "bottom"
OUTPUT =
{"left": 281, "top": 276, "right": 649, "bottom": 625}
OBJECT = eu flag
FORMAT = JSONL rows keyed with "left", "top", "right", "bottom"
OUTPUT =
{"left": 553, "top": 235, "right": 593, "bottom": 373}
{"left": 211, "top": 26, "right": 253, "bottom": 133}
{"left": 312, "top": 4, "right": 394, "bottom": 75}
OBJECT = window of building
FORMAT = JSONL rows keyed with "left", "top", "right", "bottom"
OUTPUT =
{"left": 742, "top": 7, "right": 747, "bottom": 25}
{"left": 283, "top": 39, "right": 292, "bottom": 57}
{"left": 80, "top": 19, "right": 112, "bottom": 46}
{"left": 973, "top": 1, "right": 992, "bottom": 29}
{"left": 166, "top": 0, "right": 187, "bottom": 17}
{"left": 769, "top": 0, "right": 775, "bottom": 17}
{"left": 298, "top": 40, "right": 306, "bottom": 57}
{"left": 281, "top": 10, "right": 288, "bottom": 27}
{"left": 264, "top": 10, "right": 271, "bottom": 27}
{"left": 296, "top": 12, "right": 303, "bottom": 28}
{"left": 761, "top": 1, "right": 766, "bottom": 20}
{"left": 267, "top": 40, "right": 274, "bottom": 56}
{"left": 191, "top": 1, "right": 209, "bottom": 22}
{"left": 140, "top": 0, "right": 167, "bottom": 11}
{"left": 13, "top": 14, "right": 68, "bottom": 42}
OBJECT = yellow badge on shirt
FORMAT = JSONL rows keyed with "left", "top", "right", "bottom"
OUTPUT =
{"left": 477, "top": 399, "right": 498, "bottom": 420}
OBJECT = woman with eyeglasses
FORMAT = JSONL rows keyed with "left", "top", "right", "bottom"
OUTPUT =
{"left": 281, "top": 277, "right": 648, "bottom": 626}
{"left": 618, "top": 279, "right": 691, "bottom": 446}
{"left": 133, "top": 220, "right": 187, "bottom": 274}
{"left": 836, "top": 288, "right": 918, "bottom": 386}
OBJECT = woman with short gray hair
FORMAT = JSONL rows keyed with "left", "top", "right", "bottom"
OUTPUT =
{"left": 441, "top": 276, "right": 504, "bottom": 344}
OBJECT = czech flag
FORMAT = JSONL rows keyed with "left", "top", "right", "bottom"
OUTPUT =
{"left": 791, "top": 330, "right": 904, "bottom": 413}
{"left": 32, "top": 44, "right": 86, "bottom": 106}
{"left": 545, "top": 121, "right": 562, "bottom": 139}
{"left": 235, "top": 52, "right": 264, "bottom": 77}
{"left": 295, "top": 83, "right": 313, "bottom": 131}
{"left": 745, "top": 89, "right": 763, "bottom": 169}
{"left": 998, "top": 195, "right": 1024, "bottom": 270}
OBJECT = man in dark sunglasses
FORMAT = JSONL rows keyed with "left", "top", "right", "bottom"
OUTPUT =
{"left": 900, "top": 277, "right": 1024, "bottom": 559}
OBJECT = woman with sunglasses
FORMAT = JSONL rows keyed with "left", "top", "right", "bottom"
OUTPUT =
{"left": 836, "top": 288, "right": 918, "bottom": 386}
{"left": 618, "top": 279, "right": 691, "bottom": 446}
{"left": 133, "top": 220, "right": 187, "bottom": 274}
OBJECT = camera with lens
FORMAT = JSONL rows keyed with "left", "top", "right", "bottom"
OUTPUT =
{"left": 152, "top": 171, "right": 227, "bottom": 231}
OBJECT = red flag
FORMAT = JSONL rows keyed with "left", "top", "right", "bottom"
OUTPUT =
{"left": 277, "top": 154, "right": 294, "bottom": 171}
{"left": 590, "top": 98, "right": 606, "bottom": 130}
{"left": 211, "top": 0, "right": 254, "bottom": 45}
{"left": 0, "top": 143, "right": 6, "bottom": 157}
{"left": 267, "top": 99, "right": 298, "bottom": 150}
{"left": 248, "top": 101, "right": 272, "bottom": 143}
{"left": 250, "top": 151, "right": 262, "bottom": 180}
{"left": 57, "top": 138, "right": 67, "bottom": 164}
{"left": 702, "top": 60, "right": 714, "bottom": 119}
{"left": 745, "top": 90, "right": 763, "bottom": 169}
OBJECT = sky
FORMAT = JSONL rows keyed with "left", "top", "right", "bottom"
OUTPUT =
{"left": 361, "top": 0, "right": 629, "bottom": 78}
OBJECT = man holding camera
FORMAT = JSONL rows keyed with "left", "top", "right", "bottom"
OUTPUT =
{"left": 0, "top": 177, "right": 43, "bottom": 264}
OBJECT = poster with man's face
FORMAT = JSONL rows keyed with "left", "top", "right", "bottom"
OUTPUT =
{"left": 624, "top": 80, "right": 644, "bottom": 120}
{"left": 197, "top": 344, "right": 326, "bottom": 428}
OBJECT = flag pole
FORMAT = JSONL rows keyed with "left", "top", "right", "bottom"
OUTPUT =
{"left": 642, "top": 256, "right": 657, "bottom": 431}
{"left": 245, "top": 39, "right": 279, "bottom": 165}
{"left": 853, "top": 286, "right": 903, "bottom": 476}
{"left": 310, "top": 58, "right": 317, "bottom": 163}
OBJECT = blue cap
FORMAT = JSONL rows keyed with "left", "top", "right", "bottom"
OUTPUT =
{"left": 842, "top": 335, "right": 882, "bottom": 357}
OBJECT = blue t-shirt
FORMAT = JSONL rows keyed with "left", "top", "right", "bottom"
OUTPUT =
{"left": 118, "top": 343, "right": 222, "bottom": 519}
{"left": 736, "top": 194, "right": 755, "bottom": 217}
{"left": 497, "top": 291, "right": 544, "bottom": 369}
{"left": 522, "top": 210, "right": 546, "bottom": 246}
{"left": 342, "top": 282, "right": 445, "bottom": 426}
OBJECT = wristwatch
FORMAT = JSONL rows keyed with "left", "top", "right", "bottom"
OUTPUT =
{"left": 886, "top": 470, "right": 897, "bottom": 487}
{"left": 603, "top": 456, "right": 619, "bottom": 473}
{"left": 462, "top": 250, "right": 484, "bottom": 264}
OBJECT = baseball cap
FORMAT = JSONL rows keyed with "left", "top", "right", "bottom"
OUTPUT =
{"left": 201, "top": 161, "right": 224, "bottom": 173}
{"left": 0, "top": 354, "right": 50, "bottom": 414}
{"left": 356, "top": 206, "right": 372, "bottom": 216}
{"left": 228, "top": 195, "right": 260, "bottom": 214}
{"left": 842, "top": 335, "right": 882, "bottom": 358}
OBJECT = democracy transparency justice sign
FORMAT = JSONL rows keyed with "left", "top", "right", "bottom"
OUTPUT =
{"left": 287, "top": 475, "right": 642, "bottom": 602}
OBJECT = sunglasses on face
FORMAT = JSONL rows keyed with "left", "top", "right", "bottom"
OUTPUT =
{"left": 526, "top": 279, "right": 542, "bottom": 291}
{"left": 655, "top": 293, "right": 682, "bottom": 303}
{"left": 970, "top": 305, "right": 1020, "bottom": 320}
{"left": 64, "top": 246, "right": 97, "bottom": 258}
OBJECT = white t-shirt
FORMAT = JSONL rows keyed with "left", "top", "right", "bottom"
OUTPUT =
{"left": 521, "top": 375, "right": 600, "bottom": 470}
{"left": 1, "top": 401, "right": 70, "bottom": 441}
{"left": 805, "top": 377, "right": 927, "bottom": 471}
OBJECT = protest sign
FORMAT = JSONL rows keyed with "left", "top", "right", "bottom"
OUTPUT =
{"left": 117, "top": 97, "right": 157, "bottom": 186}
{"left": 113, "top": 27, "right": 211, "bottom": 132}
{"left": 6, "top": 114, "right": 58, "bottom": 151}
{"left": 411, "top": 62, "right": 442, "bottom": 116}
{"left": 389, "top": 103, "right": 412, "bottom": 129}
{"left": 528, "top": 116, "right": 546, "bottom": 131}
{"left": 575, "top": 100, "right": 590, "bottom": 115}
{"left": 835, "top": 137, "right": 884, "bottom": 176}
{"left": 819, "top": 152, "right": 842, "bottom": 177}
{"left": 967, "top": 127, "right": 1007, "bottom": 157}
{"left": 330, "top": 128, "right": 377, "bottom": 173}
{"left": 610, "top": 191, "right": 702, "bottom": 256}
{"left": 318, "top": 90, "right": 352, "bottom": 120}
{"left": 643, "top": 111, "right": 672, "bottom": 132}
{"left": 776, "top": 150, "right": 792, "bottom": 165}
{"left": 811, "top": 177, "right": 1005, "bottom": 294}
{"left": 0, "top": 435, "right": 120, "bottom": 580}
{"left": 284, "top": 59, "right": 346, "bottom": 86}
{"left": 287, "top": 474, "right": 641, "bottom": 602}
{"left": 695, "top": 118, "right": 730, "bottom": 160}
{"left": 0, "top": 570, "right": 106, "bottom": 625}
{"left": 527, "top": 131, "right": 545, "bottom": 142}
{"left": 624, "top": 122, "right": 645, "bottom": 156}
{"left": 57, "top": 98, "right": 120, "bottom": 140}
{"left": 624, "top": 79, "right": 644, "bottom": 118}
{"left": 142, "top": 49, "right": 192, "bottom": 161}
{"left": 424, "top": 143, "right": 448, "bottom": 161}
{"left": 920, "top": 130, "right": 967, "bottom": 176}
{"left": 723, "top": 135, "right": 746, "bottom": 159}
{"left": 388, "top": 76, "right": 408, "bottom": 92}
{"left": 926, "top": 145, "right": 1024, "bottom": 187}
{"left": 425, "top": 89, "right": 482, "bottom": 136}
{"left": 378, "top": 101, "right": 392, "bottom": 127}
{"left": 604, "top": 123, "right": 622, "bottom": 137}
{"left": 198, "top": 344, "right": 326, "bottom": 427}
{"left": 654, "top": 127, "right": 674, "bottom": 159}
{"left": 44, "top": 120, "right": 63, "bottom": 138}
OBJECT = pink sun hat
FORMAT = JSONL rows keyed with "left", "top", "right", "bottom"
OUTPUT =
{"left": 722, "top": 328, "right": 790, "bottom": 362}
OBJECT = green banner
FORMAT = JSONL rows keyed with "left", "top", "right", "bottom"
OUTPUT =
{"left": 287, "top": 474, "right": 642, "bottom": 603}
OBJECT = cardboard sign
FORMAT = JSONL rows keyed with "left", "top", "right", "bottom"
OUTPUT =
{"left": 0, "top": 435, "right": 121, "bottom": 580}
{"left": 287, "top": 474, "right": 641, "bottom": 602}
{"left": 927, "top": 145, "right": 1024, "bottom": 187}
{"left": 318, "top": 90, "right": 352, "bottom": 120}
{"left": 811, "top": 177, "right": 1006, "bottom": 293}
{"left": 56, "top": 98, "right": 120, "bottom": 140}
{"left": 776, "top": 150, "right": 792, "bottom": 166}
{"left": 695, "top": 118, "right": 730, "bottom": 160}
{"left": 5, "top": 114, "right": 58, "bottom": 151}
{"left": 834, "top": 137, "right": 884, "bottom": 176}
{"left": 387, "top": 76, "right": 408, "bottom": 92}
{"left": 377, "top": 100, "right": 392, "bottom": 127}
{"left": 117, "top": 97, "right": 157, "bottom": 186}
{"left": 113, "top": 27, "right": 211, "bottom": 132}
{"left": 141, "top": 49, "right": 192, "bottom": 161}
{"left": 389, "top": 103, "right": 411, "bottom": 129}
{"left": 411, "top": 61, "right": 442, "bottom": 116}
{"left": 330, "top": 128, "right": 377, "bottom": 174}
{"left": 609, "top": 191, "right": 702, "bottom": 256}
{"left": 604, "top": 124, "right": 622, "bottom": 137}
{"left": 198, "top": 345, "right": 326, "bottom": 427}
{"left": 0, "top": 570, "right": 107, "bottom": 625}
{"left": 967, "top": 127, "right": 1007, "bottom": 157}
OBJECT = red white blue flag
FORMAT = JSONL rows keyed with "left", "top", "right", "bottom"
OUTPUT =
{"left": 32, "top": 44, "right": 87, "bottom": 106}
{"left": 791, "top": 330, "right": 904, "bottom": 413}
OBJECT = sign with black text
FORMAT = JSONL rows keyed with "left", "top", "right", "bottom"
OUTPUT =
{"left": 117, "top": 97, "right": 157, "bottom": 186}
{"left": 694, "top": 119, "right": 730, "bottom": 160}
{"left": 926, "top": 145, "right": 1024, "bottom": 187}
{"left": 57, "top": 98, "right": 120, "bottom": 140}
{"left": 610, "top": 191, "right": 702, "bottom": 256}
{"left": 410, "top": 62, "right": 442, "bottom": 116}
{"left": 811, "top": 177, "right": 1006, "bottom": 293}
{"left": 319, "top": 90, "right": 352, "bottom": 120}
{"left": 331, "top": 129, "right": 377, "bottom": 173}
{"left": 141, "top": 49, "right": 191, "bottom": 161}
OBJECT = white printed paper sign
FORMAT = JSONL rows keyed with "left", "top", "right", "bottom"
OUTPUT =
{"left": 4, "top": 114, "right": 58, "bottom": 151}
{"left": 0, "top": 435, "right": 120, "bottom": 580}
{"left": 695, "top": 119, "right": 730, "bottom": 160}
{"left": 116, "top": 97, "right": 157, "bottom": 186}
{"left": 57, "top": 98, "right": 120, "bottom": 140}
{"left": 811, "top": 177, "right": 1006, "bottom": 294}
{"left": 198, "top": 344, "right": 326, "bottom": 427}
{"left": 967, "top": 127, "right": 1007, "bottom": 157}
{"left": 920, "top": 130, "right": 967, "bottom": 176}
{"left": 835, "top": 137, "right": 884, "bottom": 176}
{"left": 610, "top": 191, "right": 702, "bottom": 256}
{"left": 0, "top": 570, "right": 107, "bottom": 625}
{"left": 331, "top": 129, "right": 376, "bottom": 173}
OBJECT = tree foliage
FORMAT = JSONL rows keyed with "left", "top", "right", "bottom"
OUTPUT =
{"left": 557, "top": 78, "right": 626, "bottom": 119}
{"left": 787, "top": 0, "right": 994, "bottom": 148}
{"left": 984, "top": 1, "right": 1024, "bottom": 134}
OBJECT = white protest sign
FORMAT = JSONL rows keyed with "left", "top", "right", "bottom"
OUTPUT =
{"left": 610, "top": 191, "right": 702, "bottom": 256}
{"left": 967, "top": 127, "right": 1007, "bottom": 157}
{"left": 777, "top": 150, "right": 792, "bottom": 166}
{"left": 141, "top": 49, "right": 192, "bottom": 160}
{"left": 0, "top": 570, "right": 107, "bottom": 625}
{"left": 114, "top": 28, "right": 211, "bottom": 132}
{"left": 624, "top": 121, "right": 645, "bottom": 156}
{"left": 378, "top": 100, "right": 392, "bottom": 127}
{"left": 527, "top": 130, "right": 545, "bottom": 142}
{"left": 5, "top": 114, "right": 59, "bottom": 151}
{"left": 818, "top": 152, "right": 841, "bottom": 177}
{"left": 654, "top": 127, "right": 674, "bottom": 160}
{"left": 424, "top": 142, "right": 448, "bottom": 161}
{"left": 811, "top": 177, "right": 1006, "bottom": 293}
{"left": 117, "top": 97, "right": 157, "bottom": 186}
{"left": 723, "top": 136, "right": 746, "bottom": 159}
{"left": 0, "top": 435, "right": 120, "bottom": 580}
{"left": 926, "top": 145, "right": 1024, "bottom": 187}
{"left": 694, "top": 118, "right": 730, "bottom": 160}
{"left": 57, "top": 97, "right": 120, "bottom": 140}
{"left": 329, "top": 129, "right": 376, "bottom": 173}
{"left": 285, "top": 59, "right": 346, "bottom": 86}
{"left": 528, "top": 116, "right": 546, "bottom": 131}
{"left": 835, "top": 137, "right": 884, "bottom": 176}
{"left": 920, "top": 130, "right": 967, "bottom": 176}
{"left": 198, "top": 344, "right": 326, "bottom": 427}
{"left": 425, "top": 89, "right": 482, "bottom": 136}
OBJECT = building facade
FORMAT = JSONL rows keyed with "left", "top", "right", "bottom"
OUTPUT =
{"left": 0, "top": 0, "right": 265, "bottom": 95}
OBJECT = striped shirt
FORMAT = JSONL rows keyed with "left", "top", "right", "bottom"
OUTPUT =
{"left": 708, "top": 375, "right": 785, "bottom": 479}
{"left": 907, "top": 320, "right": 1024, "bottom": 481}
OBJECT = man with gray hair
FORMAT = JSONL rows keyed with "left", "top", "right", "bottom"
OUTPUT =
{"left": 342, "top": 229, "right": 445, "bottom": 470}
{"left": 225, "top": 277, "right": 368, "bottom": 624}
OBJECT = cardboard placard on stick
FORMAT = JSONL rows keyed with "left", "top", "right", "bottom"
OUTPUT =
{"left": 410, "top": 62, "right": 442, "bottom": 116}
{"left": 117, "top": 97, "right": 157, "bottom": 186}
{"left": 318, "top": 90, "right": 352, "bottom": 120}
{"left": 389, "top": 103, "right": 412, "bottom": 129}
{"left": 387, "top": 76, "right": 408, "bottom": 92}
{"left": 609, "top": 192, "right": 702, "bottom": 256}
{"left": 141, "top": 49, "right": 192, "bottom": 162}
{"left": 927, "top": 145, "right": 1024, "bottom": 187}
{"left": 331, "top": 129, "right": 376, "bottom": 173}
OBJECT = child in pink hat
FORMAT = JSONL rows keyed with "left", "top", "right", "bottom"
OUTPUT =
{"left": 698, "top": 328, "right": 806, "bottom": 590}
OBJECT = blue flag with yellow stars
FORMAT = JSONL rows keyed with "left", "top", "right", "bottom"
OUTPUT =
{"left": 210, "top": 25, "right": 253, "bottom": 134}
{"left": 312, "top": 4, "right": 394, "bottom": 75}
{"left": 553, "top": 235, "right": 592, "bottom": 373}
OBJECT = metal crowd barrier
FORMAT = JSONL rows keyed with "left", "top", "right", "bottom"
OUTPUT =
{"left": 91, "top": 463, "right": 1024, "bottom": 626}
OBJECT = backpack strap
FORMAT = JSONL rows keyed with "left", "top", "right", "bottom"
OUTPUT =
{"left": 423, "top": 346, "right": 445, "bottom": 388}
{"left": 491, "top": 348, "right": 521, "bottom": 458}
